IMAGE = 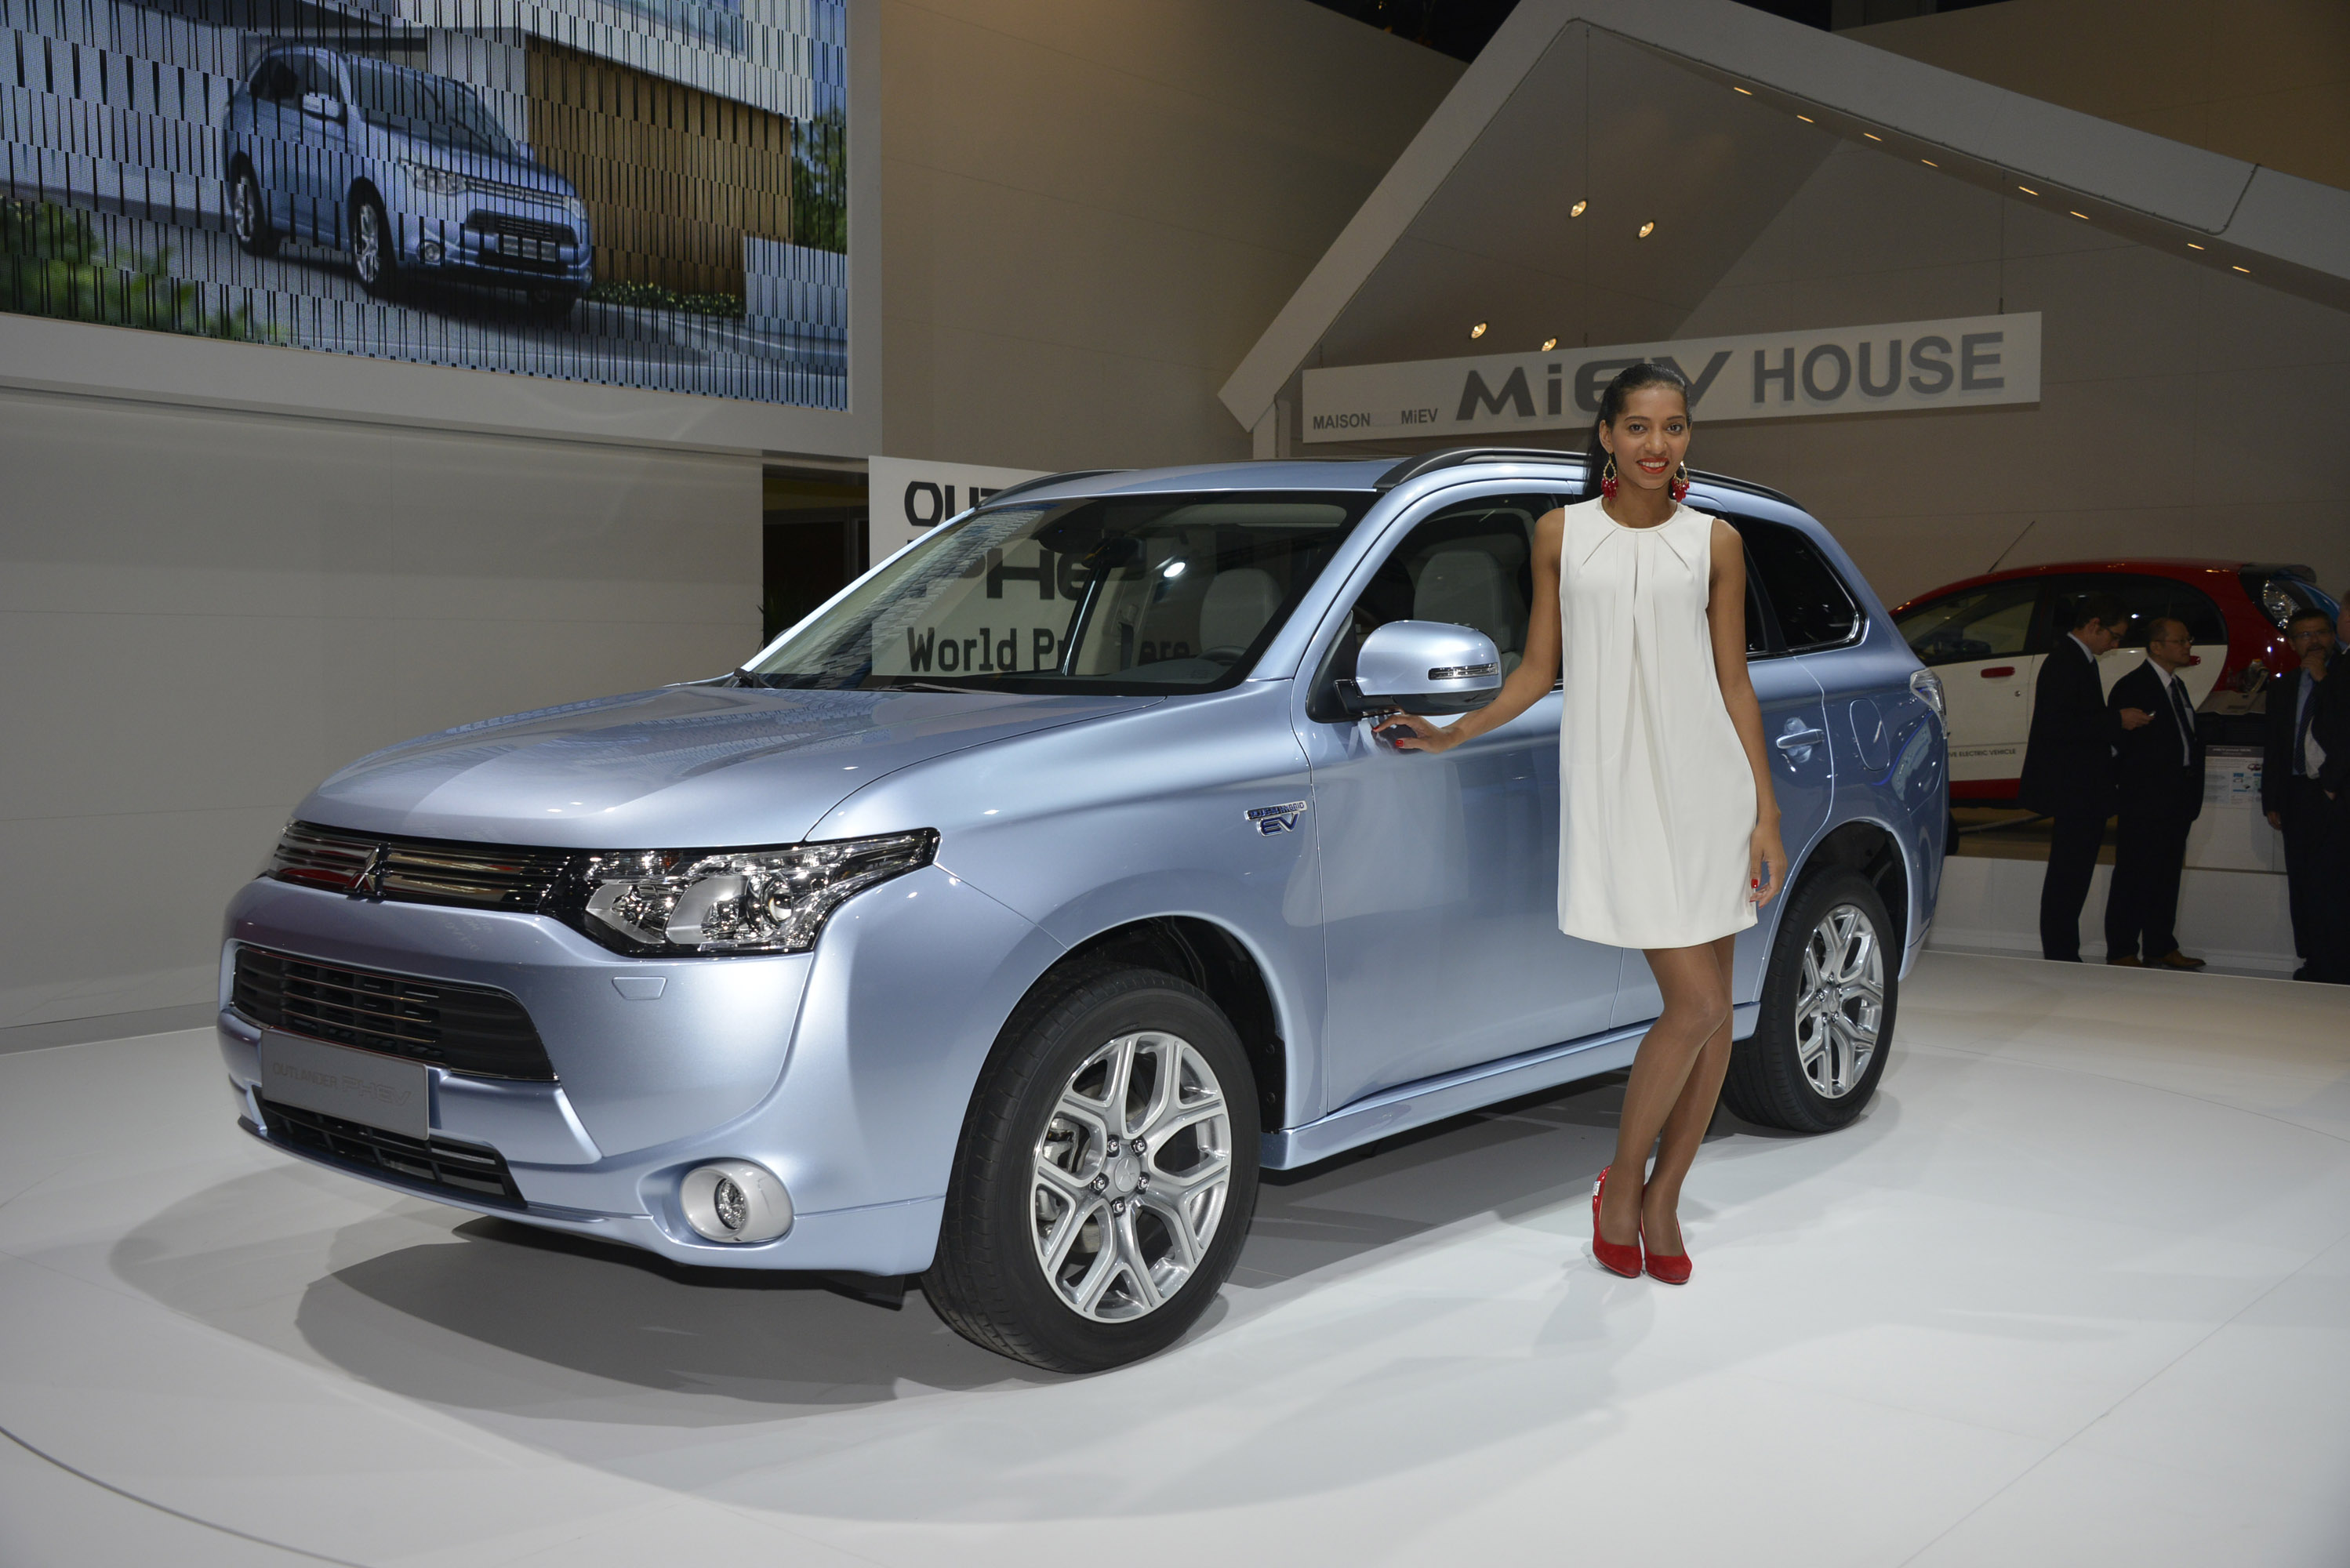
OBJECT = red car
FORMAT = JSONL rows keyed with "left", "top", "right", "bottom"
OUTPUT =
{"left": 1891, "top": 560, "right": 2339, "bottom": 803}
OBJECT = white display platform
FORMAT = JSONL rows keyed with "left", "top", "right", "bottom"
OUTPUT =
{"left": 1929, "top": 857, "right": 2297, "bottom": 974}
{"left": 1930, "top": 752, "right": 2299, "bottom": 975}
{"left": 3, "top": 957, "right": 2347, "bottom": 1566}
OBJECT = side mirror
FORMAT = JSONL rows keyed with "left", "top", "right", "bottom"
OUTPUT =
{"left": 1336, "top": 620, "right": 1503, "bottom": 716}
{"left": 300, "top": 91, "right": 343, "bottom": 122}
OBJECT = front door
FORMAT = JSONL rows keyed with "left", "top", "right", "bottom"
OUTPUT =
{"left": 1893, "top": 578, "right": 2040, "bottom": 793}
{"left": 1299, "top": 489, "right": 1622, "bottom": 1115}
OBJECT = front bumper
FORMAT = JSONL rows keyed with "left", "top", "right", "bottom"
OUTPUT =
{"left": 219, "top": 866, "right": 1055, "bottom": 1275}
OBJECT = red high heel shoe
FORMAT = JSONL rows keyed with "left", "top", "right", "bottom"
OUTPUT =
{"left": 1642, "top": 1228, "right": 1691, "bottom": 1286}
{"left": 1590, "top": 1166, "right": 1644, "bottom": 1278}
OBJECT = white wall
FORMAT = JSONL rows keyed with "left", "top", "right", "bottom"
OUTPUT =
{"left": 1673, "top": 142, "right": 2350, "bottom": 610}
{"left": 0, "top": 385, "right": 760, "bottom": 1033}
{"left": 878, "top": 0, "right": 1460, "bottom": 472}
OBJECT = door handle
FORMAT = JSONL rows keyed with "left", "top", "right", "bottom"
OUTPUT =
{"left": 1981, "top": 666, "right": 2015, "bottom": 677}
{"left": 1774, "top": 724, "right": 1827, "bottom": 751}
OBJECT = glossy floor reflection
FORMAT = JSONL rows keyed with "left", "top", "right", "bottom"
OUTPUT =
{"left": 2, "top": 953, "right": 2346, "bottom": 1566}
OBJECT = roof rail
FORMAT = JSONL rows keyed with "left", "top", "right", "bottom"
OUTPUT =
{"left": 979, "top": 469, "right": 1128, "bottom": 506}
{"left": 1372, "top": 448, "right": 1582, "bottom": 491}
{"left": 1371, "top": 448, "right": 1803, "bottom": 512}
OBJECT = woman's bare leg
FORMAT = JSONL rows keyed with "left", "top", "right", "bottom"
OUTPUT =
{"left": 1595, "top": 938, "right": 1734, "bottom": 1249}
{"left": 1639, "top": 933, "right": 1738, "bottom": 1256}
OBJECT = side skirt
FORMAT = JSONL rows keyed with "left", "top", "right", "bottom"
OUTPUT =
{"left": 1262, "top": 1002, "right": 1759, "bottom": 1171}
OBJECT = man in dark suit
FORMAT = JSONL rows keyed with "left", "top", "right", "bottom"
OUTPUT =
{"left": 2263, "top": 607, "right": 2339, "bottom": 978}
{"left": 2305, "top": 601, "right": 2350, "bottom": 984}
{"left": 2020, "top": 593, "right": 2153, "bottom": 961}
{"left": 2105, "top": 619, "right": 2207, "bottom": 969}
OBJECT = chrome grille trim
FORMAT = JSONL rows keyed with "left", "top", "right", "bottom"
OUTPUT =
{"left": 269, "top": 823, "right": 379, "bottom": 891}
{"left": 266, "top": 823, "right": 571, "bottom": 910}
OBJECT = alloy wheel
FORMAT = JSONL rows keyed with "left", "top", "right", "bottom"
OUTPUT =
{"left": 354, "top": 202, "right": 381, "bottom": 285}
{"left": 231, "top": 175, "right": 258, "bottom": 245}
{"left": 1030, "top": 1029, "right": 1233, "bottom": 1322}
{"left": 1794, "top": 902, "right": 1883, "bottom": 1098}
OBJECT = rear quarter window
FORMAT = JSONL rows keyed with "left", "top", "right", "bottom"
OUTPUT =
{"left": 1733, "top": 516, "right": 1860, "bottom": 652}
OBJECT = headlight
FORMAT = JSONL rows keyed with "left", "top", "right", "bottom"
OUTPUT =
{"left": 568, "top": 829, "right": 938, "bottom": 955}
{"left": 562, "top": 196, "right": 589, "bottom": 230}
{"left": 399, "top": 161, "right": 469, "bottom": 197}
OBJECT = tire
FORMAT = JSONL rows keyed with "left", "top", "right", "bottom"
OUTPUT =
{"left": 351, "top": 190, "right": 397, "bottom": 298}
{"left": 1723, "top": 868, "right": 1897, "bottom": 1134}
{"left": 923, "top": 964, "right": 1259, "bottom": 1372}
{"left": 228, "top": 163, "right": 278, "bottom": 257}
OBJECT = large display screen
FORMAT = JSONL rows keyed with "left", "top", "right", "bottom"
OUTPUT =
{"left": 2, "top": 0, "right": 848, "bottom": 409}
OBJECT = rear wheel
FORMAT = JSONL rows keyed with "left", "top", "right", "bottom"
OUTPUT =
{"left": 1723, "top": 869, "right": 1896, "bottom": 1133}
{"left": 923, "top": 965, "right": 1258, "bottom": 1372}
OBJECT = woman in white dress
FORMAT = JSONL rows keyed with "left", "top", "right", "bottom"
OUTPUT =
{"left": 1385, "top": 362, "right": 1789, "bottom": 1283}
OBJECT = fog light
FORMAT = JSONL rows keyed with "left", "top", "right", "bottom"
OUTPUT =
{"left": 680, "top": 1160, "right": 791, "bottom": 1243}
{"left": 418, "top": 240, "right": 444, "bottom": 265}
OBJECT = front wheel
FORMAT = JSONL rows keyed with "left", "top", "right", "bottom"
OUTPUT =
{"left": 351, "top": 191, "right": 397, "bottom": 297}
{"left": 228, "top": 164, "right": 278, "bottom": 257}
{"left": 1722, "top": 869, "right": 1897, "bottom": 1133}
{"left": 923, "top": 965, "right": 1259, "bottom": 1372}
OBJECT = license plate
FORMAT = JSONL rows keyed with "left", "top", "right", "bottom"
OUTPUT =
{"left": 257, "top": 1030, "right": 430, "bottom": 1142}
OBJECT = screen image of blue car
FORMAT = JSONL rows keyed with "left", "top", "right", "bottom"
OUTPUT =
{"left": 226, "top": 47, "right": 595, "bottom": 318}
{"left": 1, "top": 0, "right": 848, "bottom": 406}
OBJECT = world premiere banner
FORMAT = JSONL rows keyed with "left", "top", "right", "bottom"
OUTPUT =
{"left": 1300, "top": 313, "right": 2042, "bottom": 442}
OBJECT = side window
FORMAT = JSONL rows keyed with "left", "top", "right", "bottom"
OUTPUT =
{"left": 1735, "top": 516, "right": 1860, "bottom": 652}
{"left": 2108, "top": 574, "right": 2228, "bottom": 649}
{"left": 294, "top": 55, "right": 343, "bottom": 105}
{"left": 1895, "top": 580, "right": 2040, "bottom": 666}
{"left": 1312, "top": 492, "right": 1555, "bottom": 714}
{"left": 250, "top": 56, "right": 300, "bottom": 101}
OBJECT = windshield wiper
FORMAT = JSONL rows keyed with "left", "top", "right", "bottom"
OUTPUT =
{"left": 881, "top": 680, "right": 993, "bottom": 694}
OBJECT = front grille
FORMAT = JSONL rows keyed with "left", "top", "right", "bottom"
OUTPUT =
{"left": 260, "top": 1097, "right": 524, "bottom": 1206}
{"left": 234, "top": 946, "right": 555, "bottom": 1081}
{"left": 469, "top": 212, "right": 577, "bottom": 246}
{"left": 265, "top": 822, "right": 572, "bottom": 910}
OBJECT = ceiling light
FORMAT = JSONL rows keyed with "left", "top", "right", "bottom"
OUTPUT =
{"left": 1863, "top": 132, "right": 1882, "bottom": 141}
{"left": 1469, "top": 321, "right": 1487, "bottom": 339}
{"left": 2017, "top": 185, "right": 2038, "bottom": 195}
{"left": 1920, "top": 158, "right": 1938, "bottom": 167}
{"left": 1570, "top": 199, "right": 1588, "bottom": 218}
{"left": 1733, "top": 86, "right": 1753, "bottom": 96}
{"left": 2232, "top": 264, "right": 2251, "bottom": 274}
{"left": 2186, "top": 241, "right": 2204, "bottom": 250}
{"left": 1796, "top": 114, "right": 1814, "bottom": 123}
{"left": 1541, "top": 337, "right": 1558, "bottom": 351}
{"left": 1637, "top": 221, "right": 1655, "bottom": 238}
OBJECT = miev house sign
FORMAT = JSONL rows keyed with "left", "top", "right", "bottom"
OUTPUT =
{"left": 1300, "top": 313, "right": 2041, "bottom": 442}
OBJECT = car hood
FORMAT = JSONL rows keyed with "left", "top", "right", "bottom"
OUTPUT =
{"left": 297, "top": 685, "right": 1158, "bottom": 848}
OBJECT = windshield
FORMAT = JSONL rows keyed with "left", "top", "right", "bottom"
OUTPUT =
{"left": 744, "top": 492, "right": 1372, "bottom": 695}
{"left": 347, "top": 59, "right": 519, "bottom": 161}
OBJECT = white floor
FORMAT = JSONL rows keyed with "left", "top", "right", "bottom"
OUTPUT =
{"left": 2, "top": 953, "right": 2346, "bottom": 1568}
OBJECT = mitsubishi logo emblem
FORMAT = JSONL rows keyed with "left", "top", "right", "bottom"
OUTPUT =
{"left": 348, "top": 844, "right": 387, "bottom": 898}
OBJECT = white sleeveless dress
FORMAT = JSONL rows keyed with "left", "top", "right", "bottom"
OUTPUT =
{"left": 1557, "top": 498, "right": 1759, "bottom": 949}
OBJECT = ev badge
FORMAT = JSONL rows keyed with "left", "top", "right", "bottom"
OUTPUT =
{"left": 1245, "top": 801, "right": 1309, "bottom": 836}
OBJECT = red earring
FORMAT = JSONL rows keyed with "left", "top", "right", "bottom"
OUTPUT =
{"left": 1669, "top": 462, "right": 1691, "bottom": 503}
{"left": 1599, "top": 457, "right": 1618, "bottom": 501}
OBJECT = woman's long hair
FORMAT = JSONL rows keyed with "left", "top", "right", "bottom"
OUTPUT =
{"left": 1582, "top": 361, "right": 1693, "bottom": 491}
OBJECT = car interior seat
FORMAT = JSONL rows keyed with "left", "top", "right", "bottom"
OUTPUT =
{"left": 1198, "top": 568, "right": 1281, "bottom": 663}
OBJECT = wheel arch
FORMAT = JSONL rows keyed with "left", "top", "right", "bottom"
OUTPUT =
{"left": 1791, "top": 816, "right": 1912, "bottom": 955}
{"left": 1030, "top": 915, "right": 1290, "bottom": 1136}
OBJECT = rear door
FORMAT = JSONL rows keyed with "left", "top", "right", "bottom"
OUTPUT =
{"left": 1893, "top": 578, "right": 2040, "bottom": 792}
{"left": 1614, "top": 514, "right": 1840, "bottom": 1025}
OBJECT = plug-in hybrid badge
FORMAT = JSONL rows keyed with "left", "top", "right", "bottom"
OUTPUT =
{"left": 1245, "top": 801, "right": 1308, "bottom": 835}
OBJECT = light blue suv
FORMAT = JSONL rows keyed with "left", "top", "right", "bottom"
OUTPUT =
{"left": 223, "top": 45, "right": 594, "bottom": 318}
{"left": 218, "top": 452, "right": 1946, "bottom": 1370}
